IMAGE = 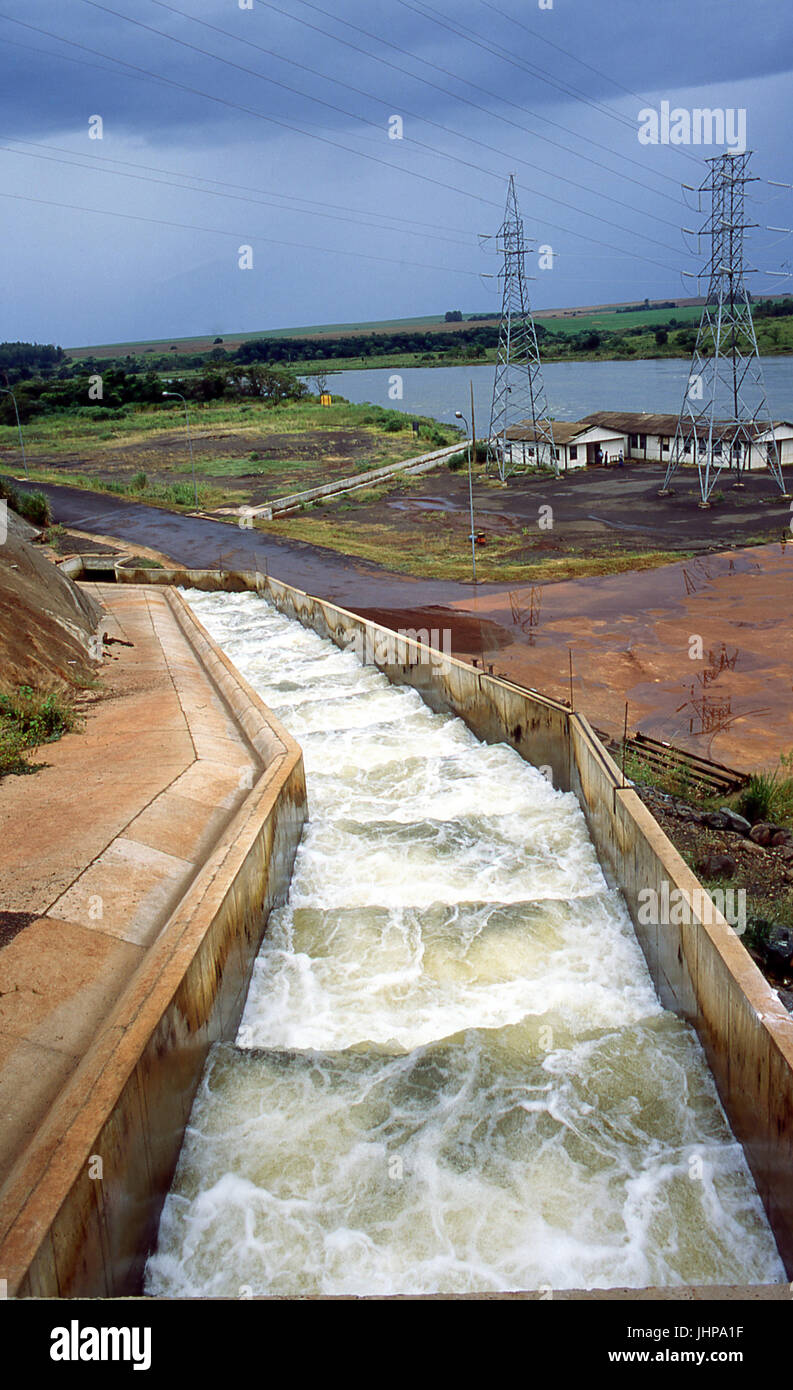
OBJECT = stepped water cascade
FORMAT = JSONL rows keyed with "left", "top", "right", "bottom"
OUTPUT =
{"left": 145, "top": 590, "right": 783, "bottom": 1296}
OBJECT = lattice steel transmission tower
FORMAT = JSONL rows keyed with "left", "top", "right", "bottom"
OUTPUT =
{"left": 660, "top": 150, "right": 788, "bottom": 504}
{"left": 487, "top": 175, "right": 555, "bottom": 481}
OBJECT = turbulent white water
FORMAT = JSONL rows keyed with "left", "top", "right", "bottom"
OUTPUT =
{"left": 145, "top": 590, "right": 784, "bottom": 1296}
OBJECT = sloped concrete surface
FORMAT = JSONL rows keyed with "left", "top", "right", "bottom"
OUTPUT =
{"left": 0, "top": 584, "right": 257, "bottom": 1190}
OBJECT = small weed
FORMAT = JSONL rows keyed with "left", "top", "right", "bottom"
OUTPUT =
{"left": 0, "top": 685, "right": 82, "bottom": 778}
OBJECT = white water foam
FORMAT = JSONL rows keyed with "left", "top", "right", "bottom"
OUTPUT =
{"left": 145, "top": 590, "right": 784, "bottom": 1296}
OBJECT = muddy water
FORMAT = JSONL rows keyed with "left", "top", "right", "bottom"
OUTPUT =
{"left": 145, "top": 591, "right": 783, "bottom": 1296}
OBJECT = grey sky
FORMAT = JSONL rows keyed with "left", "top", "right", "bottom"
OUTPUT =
{"left": 2, "top": 0, "right": 791, "bottom": 347}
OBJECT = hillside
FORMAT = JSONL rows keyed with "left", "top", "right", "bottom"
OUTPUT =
{"left": 0, "top": 509, "right": 100, "bottom": 689}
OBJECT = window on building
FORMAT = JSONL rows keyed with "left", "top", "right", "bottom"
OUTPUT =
{"left": 660, "top": 437, "right": 668, "bottom": 451}
{"left": 639, "top": 434, "right": 646, "bottom": 448}
{"left": 629, "top": 434, "right": 638, "bottom": 449}
{"left": 553, "top": 447, "right": 560, "bottom": 460}
{"left": 569, "top": 445, "right": 578, "bottom": 460}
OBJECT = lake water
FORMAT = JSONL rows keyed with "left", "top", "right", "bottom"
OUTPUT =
{"left": 319, "top": 358, "right": 793, "bottom": 429}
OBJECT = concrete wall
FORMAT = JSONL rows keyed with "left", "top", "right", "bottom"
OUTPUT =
{"left": 251, "top": 443, "right": 461, "bottom": 519}
{"left": 0, "top": 589, "right": 307, "bottom": 1297}
{"left": 118, "top": 566, "right": 793, "bottom": 1277}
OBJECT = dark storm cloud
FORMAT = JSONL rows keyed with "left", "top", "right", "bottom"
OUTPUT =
{"left": 2, "top": 0, "right": 792, "bottom": 344}
{"left": 2, "top": 0, "right": 791, "bottom": 147}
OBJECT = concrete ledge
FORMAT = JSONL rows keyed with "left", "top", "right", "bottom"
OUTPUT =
{"left": 0, "top": 588, "right": 307, "bottom": 1297}
{"left": 120, "top": 567, "right": 793, "bottom": 1280}
{"left": 244, "top": 442, "right": 462, "bottom": 519}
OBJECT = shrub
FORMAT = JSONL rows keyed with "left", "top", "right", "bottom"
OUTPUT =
{"left": 737, "top": 770, "right": 781, "bottom": 823}
{"left": 0, "top": 685, "right": 81, "bottom": 777}
{"left": 0, "top": 476, "right": 51, "bottom": 525}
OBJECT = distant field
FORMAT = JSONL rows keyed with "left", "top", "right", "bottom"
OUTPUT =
{"left": 65, "top": 297, "right": 718, "bottom": 360}
{"left": 65, "top": 314, "right": 488, "bottom": 360}
{"left": 540, "top": 305, "right": 704, "bottom": 335}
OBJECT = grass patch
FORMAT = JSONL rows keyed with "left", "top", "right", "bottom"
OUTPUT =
{"left": 15, "top": 467, "right": 209, "bottom": 511}
{"left": 0, "top": 476, "right": 52, "bottom": 526}
{"left": 0, "top": 685, "right": 82, "bottom": 778}
{"left": 734, "top": 753, "right": 793, "bottom": 826}
{"left": 622, "top": 748, "right": 715, "bottom": 803}
{"left": 262, "top": 506, "right": 686, "bottom": 583}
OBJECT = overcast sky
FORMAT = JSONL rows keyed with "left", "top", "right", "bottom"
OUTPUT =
{"left": 1, "top": 0, "right": 792, "bottom": 347}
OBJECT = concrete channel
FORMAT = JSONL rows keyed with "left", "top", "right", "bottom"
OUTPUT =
{"left": 4, "top": 561, "right": 793, "bottom": 1296}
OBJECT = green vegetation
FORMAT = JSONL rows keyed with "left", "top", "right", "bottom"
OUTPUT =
{"left": 624, "top": 747, "right": 793, "bottom": 828}
{"left": 736, "top": 754, "right": 793, "bottom": 827}
{"left": 0, "top": 476, "right": 52, "bottom": 526}
{"left": 622, "top": 748, "right": 712, "bottom": 803}
{"left": 447, "top": 442, "right": 490, "bottom": 470}
{"left": 0, "top": 685, "right": 82, "bottom": 778}
{"left": 48, "top": 295, "right": 793, "bottom": 379}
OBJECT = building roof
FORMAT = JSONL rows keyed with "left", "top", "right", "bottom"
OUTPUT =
{"left": 504, "top": 420, "right": 584, "bottom": 444}
{"left": 505, "top": 419, "right": 625, "bottom": 445}
{"left": 504, "top": 411, "right": 793, "bottom": 447}
{"left": 582, "top": 410, "right": 793, "bottom": 441}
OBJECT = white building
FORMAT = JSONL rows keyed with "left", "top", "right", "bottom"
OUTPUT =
{"left": 499, "top": 411, "right": 793, "bottom": 475}
{"left": 503, "top": 419, "right": 626, "bottom": 472}
{"left": 582, "top": 411, "right": 793, "bottom": 470}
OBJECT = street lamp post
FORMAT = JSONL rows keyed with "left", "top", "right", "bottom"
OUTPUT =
{"left": 162, "top": 390, "right": 197, "bottom": 506}
{"left": 455, "top": 394, "right": 477, "bottom": 583}
{"left": 0, "top": 387, "right": 28, "bottom": 479}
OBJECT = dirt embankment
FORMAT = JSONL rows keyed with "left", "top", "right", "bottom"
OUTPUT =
{"left": 0, "top": 510, "right": 101, "bottom": 688}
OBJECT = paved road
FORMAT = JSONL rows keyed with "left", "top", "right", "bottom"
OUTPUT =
{"left": 37, "top": 482, "right": 498, "bottom": 610}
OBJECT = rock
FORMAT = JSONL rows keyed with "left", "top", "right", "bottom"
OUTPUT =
{"left": 702, "top": 810, "right": 731, "bottom": 831}
{"left": 716, "top": 807, "right": 752, "bottom": 836}
{"left": 749, "top": 822, "right": 776, "bottom": 846}
{"left": 695, "top": 851, "right": 736, "bottom": 879}
{"left": 762, "top": 926, "right": 793, "bottom": 973}
{"left": 778, "top": 989, "right": 793, "bottom": 1014}
{"left": 739, "top": 838, "right": 766, "bottom": 854}
{"left": 779, "top": 846, "right": 793, "bottom": 862}
{"left": 771, "top": 830, "right": 793, "bottom": 847}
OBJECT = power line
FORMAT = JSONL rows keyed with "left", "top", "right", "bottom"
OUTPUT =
{"left": 454, "top": 0, "right": 703, "bottom": 170}
{"left": 0, "top": 11, "right": 684, "bottom": 278}
{"left": 0, "top": 131, "right": 476, "bottom": 238}
{"left": 0, "top": 139, "right": 475, "bottom": 249}
{"left": 395, "top": 0, "right": 639, "bottom": 133}
{"left": 141, "top": 0, "right": 683, "bottom": 233}
{"left": 0, "top": 188, "right": 486, "bottom": 278}
{"left": 279, "top": 0, "right": 686, "bottom": 194}
{"left": 0, "top": 11, "right": 500, "bottom": 213}
{"left": 73, "top": 0, "right": 685, "bottom": 259}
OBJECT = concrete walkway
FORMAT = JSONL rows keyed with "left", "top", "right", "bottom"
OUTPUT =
{"left": 0, "top": 584, "right": 258, "bottom": 1189}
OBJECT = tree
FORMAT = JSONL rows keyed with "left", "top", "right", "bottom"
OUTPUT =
{"left": 444, "top": 310, "right": 463, "bottom": 322}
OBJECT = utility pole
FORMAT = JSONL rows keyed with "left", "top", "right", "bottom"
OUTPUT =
{"left": 660, "top": 151, "right": 788, "bottom": 505}
{"left": 162, "top": 390, "right": 198, "bottom": 507}
{"left": 455, "top": 384, "right": 478, "bottom": 583}
{"left": 487, "top": 174, "right": 555, "bottom": 482}
{"left": 0, "top": 386, "right": 28, "bottom": 479}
